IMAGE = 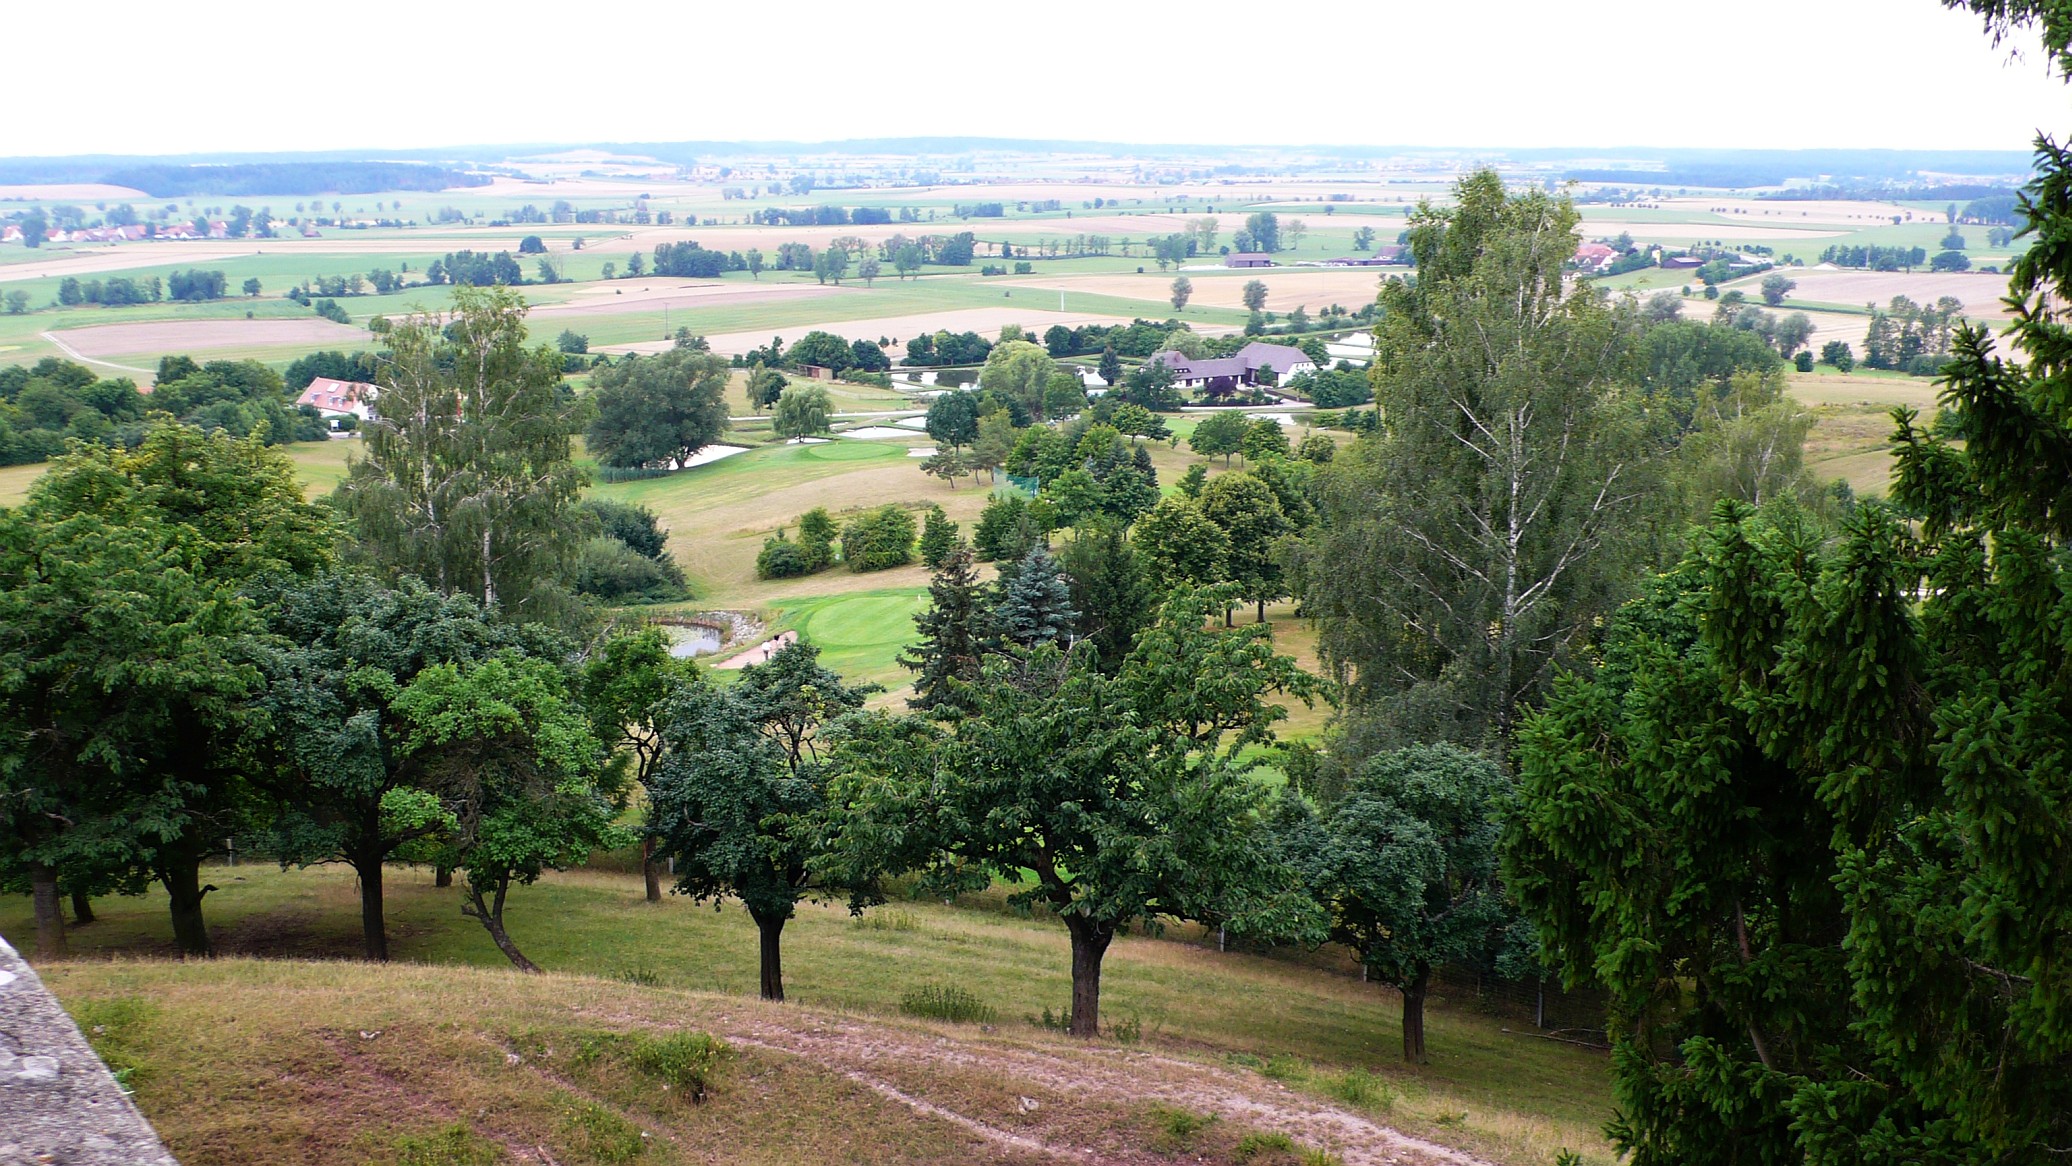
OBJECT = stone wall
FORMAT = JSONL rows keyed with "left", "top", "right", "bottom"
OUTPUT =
{"left": 0, "top": 935, "right": 178, "bottom": 1166}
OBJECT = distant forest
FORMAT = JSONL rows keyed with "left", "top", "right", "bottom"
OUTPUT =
{"left": 0, "top": 161, "right": 487, "bottom": 197}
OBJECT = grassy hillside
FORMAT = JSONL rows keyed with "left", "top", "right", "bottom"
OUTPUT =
{"left": 11, "top": 865, "right": 1614, "bottom": 1166}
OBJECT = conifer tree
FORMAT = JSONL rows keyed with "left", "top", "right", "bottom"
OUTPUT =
{"left": 898, "top": 544, "right": 987, "bottom": 713}
{"left": 994, "top": 546, "right": 1078, "bottom": 649}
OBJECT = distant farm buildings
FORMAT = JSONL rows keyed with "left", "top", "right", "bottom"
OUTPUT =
{"left": 1573, "top": 243, "right": 1620, "bottom": 274}
{"left": 1224, "top": 252, "right": 1274, "bottom": 269}
{"left": 1325, "top": 246, "right": 1408, "bottom": 266}
{"left": 1151, "top": 341, "right": 1316, "bottom": 395}
{"left": 296, "top": 377, "right": 378, "bottom": 427}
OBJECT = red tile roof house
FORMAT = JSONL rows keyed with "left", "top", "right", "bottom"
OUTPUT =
{"left": 1151, "top": 341, "right": 1316, "bottom": 392}
{"left": 1572, "top": 242, "right": 1620, "bottom": 273}
{"left": 296, "top": 377, "right": 378, "bottom": 428}
{"left": 1224, "top": 252, "right": 1274, "bottom": 268}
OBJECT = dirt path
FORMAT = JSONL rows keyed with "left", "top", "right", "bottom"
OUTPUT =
{"left": 712, "top": 1010, "right": 1491, "bottom": 1166}
{"left": 38, "top": 330, "right": 155, "bottom": 376}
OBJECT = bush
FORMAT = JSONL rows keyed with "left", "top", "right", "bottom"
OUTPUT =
{"left": 1794, "top": 350, "right": 1815, "bottom": 372}
{"left": 574, "top": 537, "right": 686, "bottom": 602}
{"left": 583, "top": 498, "right": 668, "bottom": 559}
{"left": 756, "top": 537, "right": 812, "bottom": 579}
{"left": 898, "top": 984, "right": 997, "bottom": 1024}
{"left": 839, "top": 504, "right": 917, "bottom": 572}
{"left": 312, "top": 298, "right": 351, "bottom": 324}
{"left": 1326, "top": 1068, "right": 1393, "bottom": 1109}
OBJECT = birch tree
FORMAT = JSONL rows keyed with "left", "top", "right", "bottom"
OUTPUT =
{"left": 1305, "top": 171, "right": 1654, "bottom": 751}
{"left": 340, "top": 285, "right": 585, "bottom": 622}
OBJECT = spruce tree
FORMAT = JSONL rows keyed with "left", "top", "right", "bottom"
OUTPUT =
{"left": 995, "top": 546, "right": 1078, "bottom": 649}
{"left": 898, "top": 544, "right": 988, "bottom": 713}
{"left": 918, "top": 504, "right": 958, "bottom": 568}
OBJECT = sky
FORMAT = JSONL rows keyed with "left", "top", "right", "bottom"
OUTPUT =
{"left": 11, "top": 0, "right": 2068, "bottom": 158}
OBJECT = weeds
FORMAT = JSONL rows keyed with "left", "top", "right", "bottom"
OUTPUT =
{"left": 1110, "top": 1012, "right": 1143, "bottom": 1044}
{"left": 615, "top": 966, "right": 661, "bottom": 987}
{"left": 899, "top": 983, "right": 996, "bottom": 1024}
{"left": 572, "top": 1030, "right": 731, "bottom": 1103}
{"left": 558, "top": 1099, "right": 644, "bottom": 1163}
{"left": 1028, "top": 1005, "right": 1073, "bottom": 1031}
{"left": 1148, "top": 1104, "right": 1218, "bottom": 1150}
{"left": 1262, "top": 1054, "right": 1308, "bottom": 1081}
{"left": 382, "top": 1123, "right": 505, "bottom": 1166}
{"left": 1235, "top": 1130, "right": 1297, "bottom": 1160}
{"left": 1327, "top": 1068, "right": 1393, "bottom": 1110}
{"left": 852, "top": 909, "right": 919, "bottom": 932}
{"left": 1434, "top": 1109, "right": 1468, "bottom": 1127}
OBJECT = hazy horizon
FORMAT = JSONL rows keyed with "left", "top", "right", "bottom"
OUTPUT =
{"left": 11, "top": 0, "right": 2066, "bottom": 159}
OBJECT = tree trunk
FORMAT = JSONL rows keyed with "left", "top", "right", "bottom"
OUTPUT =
{"left": 750, "top": 908, "right": 787, "bottom": 1002}
{"left": 641, "top": 837, "right": 663, "bottom": 903}
{"left": 464, "top": 878, "right": 541, "bottom": 974}
{"left": 1064, "top": 915, "right": 1114, "bottom": 1038}
{"left": 1257, "top": 598, "right": 1268, "bottom": 623}
{"left": 1401, "top": 964, "right": 1431, "bottom": 1064}
{"left": 159, "top": 857, "right": 213, "bottom": 958}
{"left": 29, "top": 862, "right": 66, "bottom": 961}
{"left": 69, "top": 888, "right": 94, "bottom": 925}
{"left": 434, "top": 865, "right": 453, "bottom": 888}
{"left": 350, "top": 842, "right": 389, "bottom": 962}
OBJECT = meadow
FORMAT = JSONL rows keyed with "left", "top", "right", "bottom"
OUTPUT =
{"left": 5, "top": 864, "right": 1616, "bottom": 1166}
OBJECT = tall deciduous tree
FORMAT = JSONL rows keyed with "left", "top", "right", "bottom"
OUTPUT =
{"left": 1306, "top": 171, "right": 1652, "bottom": 752}
{"left": 1199, "top": 472, "right": 1291, "bottom": 624}
{"left": 585, "top": 349, "right": 731, "bottom": 470}
{"left": 649, "top": 642, "right": 877, "bottom": 1001}
{"left": 340, "top": 285, "right": 585, "bottom": 621}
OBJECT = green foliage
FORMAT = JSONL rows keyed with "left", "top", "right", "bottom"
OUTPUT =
{"left": 1327, "top": 1069, "right": 1393, "bottom": 1109}
{"left": 745, "top": 364, "right": 788, "bottom": 411}
{"left": 756, "top": 536, "right": 812, "bottom": 580}
{"left": 1235, "top": 1131, "right": 1297, "bottom": 1159}
{"left": 606, "top": 1031, "right": 733, "bottom": 1103}
{"left": 771, "top": 383, "right": 833, "bottom": 439}
{"left": 994, "top": 546, "right": 1078, "bottom": 648}
{"left": 899, "top": 544, "right": 986, "bottom": 713}
{"left": 972, "top": 493, "right": 1039, "bottom": 562}
{"left": 898, "top": 983, "right": 997, "bottom": 1024}
{"left": 395, "top": 653, "right": 624, "bottom": 972}
{"left": 917, "top": 505, "right": 957, "bottom": 568}
{"left": 1189, "top": 410, "right": 1251, "bottom": 463}
{"left": 839, "top": 504, "right": 917, "bottom": 572}
{"left": 1149, "top": 1105, "right": 1219, "bottom": 1148}
{"left": 649, "top": 641, "right": 879, "bottom": 1000}
{"left": 1310, "top": 745, "right": 1513, "bottom": 1062}
{"left": 1199, "top": 472, "right": 1291, "bottom": 622}
{"left": 338, "top": 285, "right": 584, "bottom": 622}
{"left": 1307, "top": 171, "right": 1656, "bottom": 752}
{"left": 796, "top": 507, "right": 837, "bottom": 572}
{"left": 828, "top": 586, "right": 1320, "bottom": 1036}
{"left": 584, "top": 349, "right": 731, "bottom": 470}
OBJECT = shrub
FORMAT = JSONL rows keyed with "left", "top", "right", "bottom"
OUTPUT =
{"left": 756, "top": 536, "right": 812, "bottom": 580}
{"left": 574, "top": 537, "right": 686, "bottom": 602}
{"left": 1793, "top": 350, "right": 1815, "bottom": 372}
{"left": 1110, "top": 1013, "right": 1143, "bottom": 1044}
{"left": 899, "top": 984, "right": 996, "bottom": 1024}
{"left": 1029, "top": 1006, "right": 1073, "bottom": 1031}
{"left": 839, "top": 504, "right": 917, "bottom": 572}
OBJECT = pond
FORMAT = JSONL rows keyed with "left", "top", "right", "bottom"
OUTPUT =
{"left": 662, "top": 623, "right": 725, "bottom": 659}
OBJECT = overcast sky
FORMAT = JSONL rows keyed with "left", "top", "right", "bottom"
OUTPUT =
{"left": 13, "top": 0, "right": 2067, "bottom": 158}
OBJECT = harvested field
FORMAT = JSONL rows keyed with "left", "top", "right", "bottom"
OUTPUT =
{"left": 1015, "top": 269, "right": 1390, "bottom": 312}
{"left": 606, "top": 306, "right": 1154, "bottom": 358}
{"left": 0, "top": 235, "right": 546, "bottom": 283}
{"left": 531, "top": 278, "right": 844, "bottom": 318}
{"left": 1659, "top": 196, "right": 1949, "bottom": 226}
{"left": 49, "top": 317, "right": 367, "bottom": 358}
{"left": 1748, "top": 267, "right": 2015, "bottom": 316}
